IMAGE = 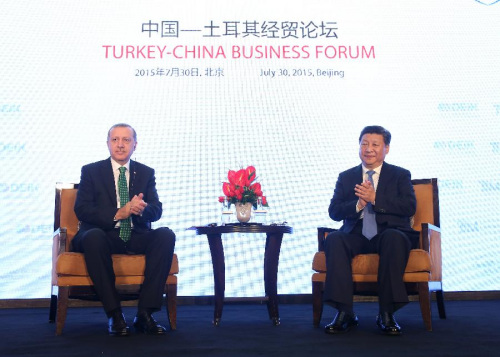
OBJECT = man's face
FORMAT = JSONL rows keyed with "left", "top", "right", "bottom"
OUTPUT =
{"left": 359, "top": 133, "right": 389, "bottom": 169}
{"left": 107, "top": 126, "right": 136, "bottom": 165}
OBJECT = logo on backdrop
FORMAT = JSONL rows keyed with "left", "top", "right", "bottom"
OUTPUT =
{"left": 474, "top": 0, "right": 500, "bottom": 5}
{"left": 433, "top": 141, "right": 475, "bottom": 152}
{"left": 0, "top": 183, "right": 39, "bottom": 193}
{"left": 0, "top": 104, "right": 21, "bottom": 112}
{"left": 0, "top": 142, "right": 26, "bottom": 154}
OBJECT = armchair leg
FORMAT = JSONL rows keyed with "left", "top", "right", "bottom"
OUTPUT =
{"left": 56, "top": 286, "right": 69, "bottom": 336}
{"left": 417, "top": 282, "right": 432, "bottom": 331}
{"left": 165, "top": 283, "right": 177, "bottom": 330}
{"left": 435, "top": 288, "right": 446, "bottom": 319}
{"left": 49, "top": 291, "right": 57, "bottom": 322}
{"left": 312, "top": 281, "right": 324, "bottom": 327}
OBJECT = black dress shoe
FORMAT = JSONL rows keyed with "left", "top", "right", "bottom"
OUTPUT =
{"left": 108, "top": 311, "right": 130, "bottom": 336}
{"left": 376, "top": 312, "right": 402, "bottom": 336}
{"left": 324, "top": 311, "right": 359, "bottom": 334}
{"left": 133, "top": 311, "right": 167, "bottom": 335}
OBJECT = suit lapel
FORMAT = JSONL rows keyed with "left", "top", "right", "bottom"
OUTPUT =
{"left": 377, "top": 162, "right": 393, "bottom": 193}
{"left": 101, "top": 159, "right": 117, "bottom": 204}
{"left": 346, "top": 165, "right": 363, "bottom": 201}
{"left": 129, "top": 160, "right": 138, "bottom": 197}
{"left": 351, "top": 165, "right": 363, "bottom": 190}
{"left": 354, "top": 164, "right": 363, "bottom": 182}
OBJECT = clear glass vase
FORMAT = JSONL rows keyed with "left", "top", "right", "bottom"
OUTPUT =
{"left": 254, "top": 197, "right": 268, "bottom": 224}
{"left": 220, "top": 197, "right": 233, "bottom": 225}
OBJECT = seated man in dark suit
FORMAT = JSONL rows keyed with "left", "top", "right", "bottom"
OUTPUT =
{"left": 323, "top": 125, "right": 419, "bottom": 336}
{"left": 72, "top": 123, "right": 176, "bottom": 336}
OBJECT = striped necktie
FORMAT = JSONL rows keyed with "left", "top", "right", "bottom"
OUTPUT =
{"left": 362, "top": 170, "right": 377, "bottom": 240}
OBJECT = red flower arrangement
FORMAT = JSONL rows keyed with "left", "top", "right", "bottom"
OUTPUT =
{"left": 219, "top": 166, "right": 269, "bottom": 208}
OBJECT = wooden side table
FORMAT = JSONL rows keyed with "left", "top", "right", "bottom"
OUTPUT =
{"left": 191, "top": 224, "right": 293, "bottom": 326}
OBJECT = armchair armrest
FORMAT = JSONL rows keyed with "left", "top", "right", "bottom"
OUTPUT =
{"left": 420, "top": 223, "right": 440, "bottom": 252}
{"left": 53, "top": 227, "right": 68, "bottom": 255}
{"left": 421, "top": 223, "right": 442, "bottom": 282}
{"left": 317, "top": 227, "right": 337, "bottom": 252}
{"left": 51, "top": 228, "right": 66, "bottom": 285}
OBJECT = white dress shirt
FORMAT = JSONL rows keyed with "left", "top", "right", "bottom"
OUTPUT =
{"left": 110, "top": 158, "right": 131, "bottom": 228}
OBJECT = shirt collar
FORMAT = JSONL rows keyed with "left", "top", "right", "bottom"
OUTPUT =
{"left": 362, "top": 163, "right": 383, "bottom": 176}
{"left": 110, "top": 158, "right": 130, "bottom": 172}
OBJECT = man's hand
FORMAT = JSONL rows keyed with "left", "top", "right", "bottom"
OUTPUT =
{"left": 355, "top": 180, "right": 376, "bottom": 205}
{"left": 129, "top": 193, "right": 147, "bottom": 216}
{"left": 114, "top": 193, "right": 147, "bottom": 220}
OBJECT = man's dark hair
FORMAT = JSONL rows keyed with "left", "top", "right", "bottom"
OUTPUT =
{"left": 107, "top": 123, "right": 137, "bottom": 141}
{"left": 359, "top": 125, "right": 391, "bottom": 145}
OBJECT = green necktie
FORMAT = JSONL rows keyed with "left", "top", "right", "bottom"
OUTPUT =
{"left": 118, "top": 166, "right": 131, "bottom": 242}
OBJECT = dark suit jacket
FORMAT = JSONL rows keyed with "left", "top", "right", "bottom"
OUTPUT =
{"left": 328, "top": 162, "right": 416, "bottom": 235}
{"left": 74, "top": 158, "right": 162, "bottom": 235}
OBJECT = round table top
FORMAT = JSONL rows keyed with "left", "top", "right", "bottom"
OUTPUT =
{"left": 190, "top": 223, "right": 293, "bottom": 235}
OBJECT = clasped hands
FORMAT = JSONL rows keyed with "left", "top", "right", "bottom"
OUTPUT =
{"left": 115, "top": 193, "right": 148, "bottom": 220}
{"left": 354, "top": 180, "right": 376, "bottom": 209}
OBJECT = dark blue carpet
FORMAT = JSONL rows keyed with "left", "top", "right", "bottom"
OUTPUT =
{"left": 0, "top": 300, "right": 498, "bottom": 356}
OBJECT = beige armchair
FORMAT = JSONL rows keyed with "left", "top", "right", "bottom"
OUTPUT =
{"left": 49, "top": 184, "right": 179, "bottom": 335}
{"left": 312, "top": 178, "right": 446, "bottom": 331}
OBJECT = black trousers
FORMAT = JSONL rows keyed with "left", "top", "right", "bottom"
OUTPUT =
{"left": 72, "top": 227, "right": 176, "bottom": 316}
{"left": 323, "top": 222, "right": 413, "bottom": 314}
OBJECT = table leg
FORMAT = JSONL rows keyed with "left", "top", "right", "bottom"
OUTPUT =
{"left": 207, "top": 233, "right": 224, "bottom": 326}
{"left": 264, "top": 232, "right": 284, "bottom": 326}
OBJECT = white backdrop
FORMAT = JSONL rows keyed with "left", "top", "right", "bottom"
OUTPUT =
{"left": 1, "top": 0, "right": 499, "bottom": 299}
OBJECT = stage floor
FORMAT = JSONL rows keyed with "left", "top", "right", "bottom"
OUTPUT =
{"left": 1, "top": 300, "right": 499, "bottom": 357}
